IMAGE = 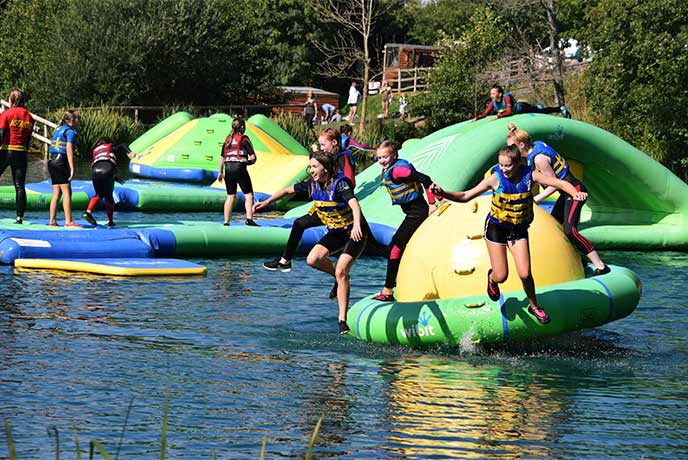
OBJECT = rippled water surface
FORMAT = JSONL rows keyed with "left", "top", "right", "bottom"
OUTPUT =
{"left": 1, "top": 159, "right": 688, "bottom": 459}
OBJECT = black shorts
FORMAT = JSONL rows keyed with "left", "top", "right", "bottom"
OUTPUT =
{"left": 48, "top": 154, "right": 70, "bottom": 185}
{"left": 483, "top": 218, "right": 529, "bottom": 245}
{"left": 318, "top": 229, "right": 368, "bottom": 258}
{"left": 223, "top": 161, "right": 253, "bottom": 195}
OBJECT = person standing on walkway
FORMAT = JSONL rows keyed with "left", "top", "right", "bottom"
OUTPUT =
{"left": 346, "top": 81, "right": 360, "bottom": 121}
{"left": 0, "top": 88, "right": 34, "bottom": 224}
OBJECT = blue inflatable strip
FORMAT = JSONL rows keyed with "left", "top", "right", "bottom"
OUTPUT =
{"left": 129, "top": 163, "right": 216, "bottom": 182}
{"left": 135, "top": 228, "right": 177, "bottom": 258}
{"left": 591, "top": 277, "right": 615, "bottom": 323}
{"left": 0, "top": 229, "right": 153, "bottom": 264}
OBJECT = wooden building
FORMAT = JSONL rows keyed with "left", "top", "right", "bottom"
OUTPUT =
{"left": 382, "top": 43, "right": 438, "bottom": 93}
{"left": 277, "top": 86, "right": 340, "bottom": 115}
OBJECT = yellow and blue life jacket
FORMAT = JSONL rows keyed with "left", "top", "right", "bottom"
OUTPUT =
{"left": 309, "top": 174, "right": 354, "bottom": 232}
{"left": 49, "top": 125, "right": 76, "bottom": 155}
{"left": 381, "top": 159, "right": 421, "bottom": 205}
{"left": 488, "top": 165, "right": 534, "bottom": 227}
{"left": 526, "top": 141, "right": 569, "bottom": 179}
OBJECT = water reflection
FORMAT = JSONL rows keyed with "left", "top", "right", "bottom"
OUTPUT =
{"left": 380, "top": 357, "right": 566, "bottom": 459}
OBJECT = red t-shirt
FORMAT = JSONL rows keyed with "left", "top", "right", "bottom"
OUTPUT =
{"left": 0, "top": 106, "right": 34, "bottom": 152}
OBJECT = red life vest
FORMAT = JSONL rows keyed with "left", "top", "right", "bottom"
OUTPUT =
{"left": 92, "top": 143, "right": 116, "bottom": 166}
{"left": 222, "top": 133, "right": 251, "bottom": 162}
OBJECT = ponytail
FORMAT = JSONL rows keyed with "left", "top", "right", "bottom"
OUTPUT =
{"left": 506, "top": 123, "right": 532, "bottom": 149}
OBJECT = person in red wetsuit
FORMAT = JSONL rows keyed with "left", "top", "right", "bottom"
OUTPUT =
{"left": 0, "top": 88, "right": 34, "bottom": 224}
{"left": 372, "top": 141, "right": 438, "bottom": 302}
{"left": 472, "top": 85, "right": 570, "bottom": 121}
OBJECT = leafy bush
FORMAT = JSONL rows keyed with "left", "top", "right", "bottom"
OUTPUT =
{"left": 48, "top": 107, "right": 145, "bottom": 157}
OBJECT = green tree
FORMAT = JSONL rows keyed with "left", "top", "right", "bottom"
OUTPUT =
{"left": 412, "top": 6, "right": 510, "bottom": 130}
{"left": 406, "top": 0, "right": 482, "bottom": 45}
{"left": 583, "top": 0, "right": 688, "bottom": 179}
{"left": 0, "top": 0, "right": 297, "bottom": 108}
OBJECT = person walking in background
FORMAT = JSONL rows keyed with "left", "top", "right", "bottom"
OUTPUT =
{"left": 48, "top": 110, "right": 80, "bottom": 227}
{"left": 380, "top": 80, "right": 393, "bottom": 118}
{"left": 346, "top": 81, "right": 360, "bottom": 121}
{"left": 218, "top": 118, "right": 259, "bottom": 226}
{"left": 303, "top": 90, "right": 317, "bottom": 127}
{"left": 472, "top": 85, "right": 571, "bottom": 121}
{"left": 0, "top": 88, "right": 34, "bottom": 224}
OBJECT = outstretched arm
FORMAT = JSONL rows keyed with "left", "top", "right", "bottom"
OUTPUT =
{"left": 253, "top": 185, "right": 296, "bottom": 212}
{"left": 431, "top": 174, "right": 497, "bottom": 203}
{"left": 533, "top": 171, "right": 587, "bottom": 201}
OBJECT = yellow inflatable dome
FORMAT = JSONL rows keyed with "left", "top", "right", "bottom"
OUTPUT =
{"left": 396, "top": 195, "right": 584, "bottom": 302}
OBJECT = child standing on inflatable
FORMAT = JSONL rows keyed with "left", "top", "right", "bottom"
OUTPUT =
{"left": 0, "top": 88, "right": 34, "bottom": 224}
{"left": 373, "top": 141, "right": 438, "bottom": 301}
{"left": 258, "top": 128, "right": 355, "bottom": 274}
{"left": 82, "top": 138, "right": 132, "bottom": 226}
{"left": 48, "top": 110, "right": 80, "bottom": 227}
{"left": 218, "top": 118, "right": 259, "bottom": 226}
{"left": 257, "top": 150, "right": 367, "bottom": 335}
{"left": 507, "top": 123, "right": 610, "bottom": 275}
{"left": 431, "top": 145, "right": 588, "bottom": 324}
{"left": 472, "top": 85, "right": 570, "bottom": 121}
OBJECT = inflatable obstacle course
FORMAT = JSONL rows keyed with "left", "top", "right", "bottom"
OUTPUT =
{"left": 345, "top": 196, "right": 641, "bottom": 346}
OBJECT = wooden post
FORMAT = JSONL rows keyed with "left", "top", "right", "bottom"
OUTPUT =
{"left": 43, "top": 125, "right": 48, "bottom": 158}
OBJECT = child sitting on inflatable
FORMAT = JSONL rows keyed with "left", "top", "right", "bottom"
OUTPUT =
{"left": 506, "top": 123, "right": 610, "bottom": 275}
{"left": 472, "top": 85, "right": 571, "bottom": 121}
{"left": 373, "top": 141, "right": 438, "bottom": 302}
{"left": 431, "top": 144, "right": 588, "bottom": 324}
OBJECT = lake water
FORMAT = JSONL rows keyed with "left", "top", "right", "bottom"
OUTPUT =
{"left": 1, "top": 157, "right": 687, "bottom": 459}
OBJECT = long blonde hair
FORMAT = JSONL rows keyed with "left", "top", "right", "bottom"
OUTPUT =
{"left": 507, "top": 123, "right": 532, "bottom": 150}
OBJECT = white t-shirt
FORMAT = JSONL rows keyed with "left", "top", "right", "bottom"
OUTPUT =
{"left": 347, "top": 86, "right": 360, "bottom": 105}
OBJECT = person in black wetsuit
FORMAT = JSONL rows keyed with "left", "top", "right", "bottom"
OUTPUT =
{"left": 82, "top": 138, "right": 120, "bottom": 226}
{"left": 372, "top": 141, "right": 439, "bottom": 302}
{"left": 218, "top": 118, "right": 259, "bottom": 226}
{"left": 255, "top": 150, "right": 368, "bottom": 334}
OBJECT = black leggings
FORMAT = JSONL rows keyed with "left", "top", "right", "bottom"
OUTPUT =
{"left": 0, "top": 151, "right": 27, "bottom": 217}
{"left": 384, "top": 214, "right": 426, "bottom": 289}
{"left": 517, "top": 102, "right": 561, "bottom": 115}
{"left": 92, "top": 161, "right": 115, "bottom": 202}
{"left": 551, "top": 179, "right": 595, "bottom": 255}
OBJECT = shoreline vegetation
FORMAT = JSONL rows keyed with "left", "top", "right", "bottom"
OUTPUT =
{"left": 3, "top": 410, "right": 323, "bottom": 460}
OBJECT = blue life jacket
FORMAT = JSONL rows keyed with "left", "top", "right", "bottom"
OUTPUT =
{"left": 526, "top": 141, "right": 569, "bottom": 180}
{"left": 381, "top": 159, "right": 421, "bottom": 205}
{"left": 49, "top": 125, "right": 76, "bottom": 154}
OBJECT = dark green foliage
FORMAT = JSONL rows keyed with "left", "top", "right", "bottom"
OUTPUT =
{"left": 583, "top": 0, "right": 688, "bottom": 179}
{"left": 0, "top": 0, "right": 304, "bottom": 108}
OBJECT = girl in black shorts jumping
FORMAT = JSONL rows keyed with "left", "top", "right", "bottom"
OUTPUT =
{"left": 431, "top": 145, "right": 587, "bottom": 325}
{"left": 218, "top": 118, "right": 258, "bottom": 226}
